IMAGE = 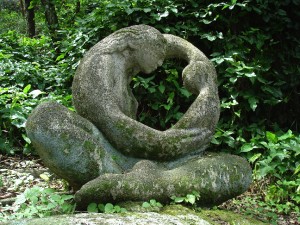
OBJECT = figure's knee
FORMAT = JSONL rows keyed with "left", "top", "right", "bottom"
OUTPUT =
{"left": 26, "top": 101, "right": 123, "bottom": 189}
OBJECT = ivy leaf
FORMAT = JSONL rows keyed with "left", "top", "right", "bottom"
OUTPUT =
{"left": 170, "top": 8, "right": 178, "bottom": 13}
{"left": 293, "top": 164, "right": 300, "bottom": 175}
{"left": 120, "top": 208, "right": 127, "bottom": 213}
{"left": 87, "top": 203, "right": 98, "bottom": 213}
{"left": 43, "top": 188, "right": 55, "bottom": 194}
{"left": 15, "top": 194, "right": 26, "bottom": 205}
{"left": 149, "top": 199, "right": 157, "bottom": 206}
{"left": 29, "top": 90, "right": 44, "bottom": 98}
{"left": 23, "top": 84, "right": 31, "bottom": 94}
{"left": 98, "top": 203, "right": 105, "bottom": 212}
{"left": 56, "top": 53, "right": 65, "bottom": 61}
{"left": 245, "top": 72, "right": 256, "bottom": 78}
{"left": 201, "top": 33, "right": 217, "bottom": 41}
{"left": 22, "top": 134, "right": 31, "bottom": 144}
{"left": 148, "top": 87, "right": 156, "bottom": 93}
{"left": 104, "top": 203, "right": 114, "bottom": 213}
{"left": 240, "top": 143, "right": 253, "bottom": 153}
{"left": 266, "top": 131, "right": 278, "bottom": 143}
{"left": 258, "top": 165, "right": 274, "bottom": 178}
{"left": 142, "top": 202, "right": 151, "bottom": 208}
{"left": 61, "top": 195, "right": 74, "bottom": 201}
{"left": 156, "top": 202, "right": 163, "bottom": 208}
{"left": 143, "top": 8, "right": 151, "bottom": 13}
{"left": 159, "top": 11, "right": 169, "bottom": 18}
{"left": 173, "top": 197, "right": 185, "bottom": 203}
{"left": 180, "top": 88, "right": 192, "bottom": 98}
{"left": 278, "top": 130, "right": 294, "bottom": 141}
{"left": 125, "top": 8, "right": 134, "bottom": 15}
{"left": 50, "top": 194, "right": 61, "bottom": 202}
{"left": 158, "top": 84, "right": 165, "bottom": 93}
{"left": 114, "top": 205, "right": 121, "bottom": 212}
{"left": 46, "top": 203, "right": 56, "bottom": 210}
{"left": 30, "top": 196, "right": 39, "bottom": 204}
{"left": 249, "top": 153, "right": 262, "bottom": 163}
{"left": 248, "top": 97, "right": 258, "bottom": 111}
{"left": 186, "top": 194, "right": 196, "bottom": 204}
{"left": 40, "top": 173, "right": 50, "bottom": 182}
{"left": 162, "top": 104, "right": 171, "bottom": 110}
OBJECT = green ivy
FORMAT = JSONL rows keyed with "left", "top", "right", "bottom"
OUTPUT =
{"left": 0, "top": 31, "right": 73, "bottom": 154}
{"left": 131, "top": 60, "right": 194, "bottom": 130}
{"left": 1, "top": 0, "right": 300, "bottom": 216}
{"left": 0, "top": 186, "right": 75, "bottom": 222}
{"left": 142, "top": 199, "right": 163, "bottom": 208}
{"left": 87, "top": 202, "right": 127, "bottom": 213}
{"left": 171, "top": 191, "right": 200, "bottom": 206}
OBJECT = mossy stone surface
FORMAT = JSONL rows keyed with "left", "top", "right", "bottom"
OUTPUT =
{"left": 25, "top": 101, "right": 137, "bottom": 189}
{"left": 75, "top": 152, "right": 252, "bottom": 208}
{"left": 2, "top": 205, "right": 268, "bottom": 225}
{"left": 72, "top": 25, "right": 220, "bottom": 160}
{"left": 25, "top": 25, "right": 252, "bottom": 208}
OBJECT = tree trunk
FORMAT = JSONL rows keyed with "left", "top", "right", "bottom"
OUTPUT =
{"left": 24, "top": 0, "right": 35, "bottom": 38}
{"left": 40, "top": 0, "right": 59, "bottom": 41}
{"left": 75, "top": 0, "right": 80, "bottom": 14}
{"left": 19, "top": 0, "right": 25, "bottom": 17}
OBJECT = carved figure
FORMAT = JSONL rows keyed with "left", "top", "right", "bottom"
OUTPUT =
{"left": 26, "top": 25, "right": 251, "bottom": 207}
{"left": 72, "top": 25, "right": 219, "bottom": 160}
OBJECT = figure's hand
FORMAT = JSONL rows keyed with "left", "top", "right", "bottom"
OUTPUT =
{"left": 159, "top": 128, "right": 212, "bottom": 158}
{"left": 182, "top": 61, "right": 206, "bottom": 95}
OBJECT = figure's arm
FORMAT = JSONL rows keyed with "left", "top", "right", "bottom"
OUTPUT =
{"left": 104, "top": 111, "right": 212, "bottom": 161}
{"left": 163, "top": 34, "right": 218, "bottom": 95}
{"left": 162, "top": 34, "right": 220, "bottom": 136}
{"left": 101, "top": 35, "right": 219, "bottom": 160}
{"left": 163, "top": 34, "right": 207, "bottom": 63}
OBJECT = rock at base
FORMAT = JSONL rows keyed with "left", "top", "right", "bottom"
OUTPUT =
{"left": 3, "top": 205, "right": 268, "bottom": 225}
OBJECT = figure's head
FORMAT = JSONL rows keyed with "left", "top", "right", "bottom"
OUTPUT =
{"left": 100, "top": 25, "right": 167, "bottom": 74}
{"left": 132, "top": 40, "right": 166, "bottom": 74}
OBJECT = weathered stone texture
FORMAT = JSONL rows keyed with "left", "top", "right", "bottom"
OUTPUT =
{"left": 72, "top": 25, "right": 220, "bottom": 160}
{"left": 26, "top": 101, "right": 138, "bottom": 189}
{"left": 25, "top": 25, "right": 252, "bottom": 207}
{"left": 75, "top": 153, "right": 251, "bottom": 208}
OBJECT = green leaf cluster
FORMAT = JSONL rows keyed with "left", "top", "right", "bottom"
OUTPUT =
{"left": 0, "top": 31, "right": 74, "bottom": 154}
{"left": 1, "top": 0, "right": 300, "bottom": 217}
{"left": 87, "top": 202, "right": 127, "bottom": 213}
{"left": 0, "top": 186, "right": 75, "bottom": 222}
{"left": 171, "top": 191, "right": 200, "bottom": 206}
{"left": 142, "top": 199, "right": 163, "bottom": 208}
{"left": 131, "top": 61, "right": 194, "bottom": 130}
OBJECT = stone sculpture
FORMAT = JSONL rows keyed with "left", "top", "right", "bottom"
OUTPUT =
{"left": 26, "top": 25, "right": 252, "bottom": 208}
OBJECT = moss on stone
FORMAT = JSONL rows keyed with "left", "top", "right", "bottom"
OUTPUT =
{"left": 161, "top": 205, "right": 268, "bottom": 225}
{"left": 83, "top": 140, "right": 96, "bottom": 152}
{"left": 3, "top": 204, "right": 269, "bottom": 225}
{"left": 197, "top": 208, "right": 268, "bottom": 225}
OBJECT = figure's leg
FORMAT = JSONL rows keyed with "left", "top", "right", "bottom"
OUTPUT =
{"left": 26, "top": 101, "right": 138, "bottom": 190}
{"left": 75, "top": 153, "right": 251, "bottom": 207}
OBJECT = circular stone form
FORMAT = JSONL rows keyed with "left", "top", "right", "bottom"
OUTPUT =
{"left": 26, "top": 25, "right": 252, "bottom": 206}
{"left": 72, "top": 24, "right": 220, "bottom": 161}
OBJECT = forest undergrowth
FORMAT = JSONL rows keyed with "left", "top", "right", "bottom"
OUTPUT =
{"left": 0, "top": 0, "right": 299, "bottom": 224}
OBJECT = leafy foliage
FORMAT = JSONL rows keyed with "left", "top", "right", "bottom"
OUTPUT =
{"left": 0, "top": 186, "right": 75, "bottom": 221}
{"left": 0, "top": 9, "right": 26, "bottom": 34}
{"left": 131, "top": 60, "right": 194, "bottom": 130}
{"left": 142, "top": 199, "right": 163, "bottom": 208}
{"left": 0, "top": 31, "right": 74, "bottom": 154}
{"left": 87, "top": 202, "right": 127, "bottom": 213}
{"left": 1, "top": 0, "right": 300, "bottom": 218}
{"left": 171, "top": 191, "right": 200, "bottom": 206}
